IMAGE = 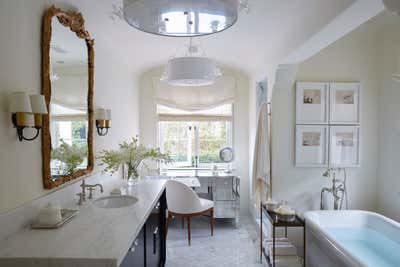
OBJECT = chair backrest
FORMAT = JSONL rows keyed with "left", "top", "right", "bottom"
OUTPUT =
{"left": 166, "top": 180, "right": 202, "bottom": 214}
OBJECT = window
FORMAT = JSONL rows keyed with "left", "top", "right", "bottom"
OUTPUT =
{"left": 158, "top": 104, "right": 233, "bottom": 168}
{"left": 49, "top": 103, "right": 88, "bottom": 175}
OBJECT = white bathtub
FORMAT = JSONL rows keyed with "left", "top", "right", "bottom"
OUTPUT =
{"left": 304, "top": 210, "right": 400, "bottom": 267}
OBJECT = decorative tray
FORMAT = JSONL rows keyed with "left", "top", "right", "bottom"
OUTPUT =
{"left": 31, "top": 209, "right": 78, "bottom": 229}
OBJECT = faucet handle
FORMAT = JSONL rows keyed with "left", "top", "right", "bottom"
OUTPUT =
{"left": 76, "top": 193, "right": 85, "bottom": 205}
{"left": 88, "top": 187, "right": 95, "bottom": 199}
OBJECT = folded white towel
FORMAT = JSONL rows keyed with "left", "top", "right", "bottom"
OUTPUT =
{"left": 264, "top": 237, "right": 289, "bottom": 243}
{"left": 263, "top": 237, "right": 290, "bottom": 248}
{"left": 266, "top": 243, "right": 297, "bottom": 256}
{"left": 271, "top": 255, "right": 303, "bottom": 267}
{"left": 37, "top": 203, "right": 62, "bottom": 225}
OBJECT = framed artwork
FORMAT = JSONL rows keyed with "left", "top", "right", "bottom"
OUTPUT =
{"left": 329, "top": 126, "right": 360, "bottom": 167}
{"left": 296, "top": 82, "right": 329, "bottom": 124}
{"left": 329, "top": 82, "right": 360, "bottom": 124}
{"left": 295, "top": 125, "right": 329, "bottom": 167}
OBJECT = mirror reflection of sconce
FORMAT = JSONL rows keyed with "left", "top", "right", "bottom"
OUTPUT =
{"left": 9, "top": 92, "right": 48, "bottom": 142}
{"left": 95, "top": 108, "right": 111, "bottom": 136}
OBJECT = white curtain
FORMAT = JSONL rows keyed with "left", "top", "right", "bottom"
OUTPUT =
{"left": 153, "top": 76, "right": 236, "bottom": 111}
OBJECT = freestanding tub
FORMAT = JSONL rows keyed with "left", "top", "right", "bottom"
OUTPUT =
{"left": 304, "top": 210, "right": 400, "bottom": 267}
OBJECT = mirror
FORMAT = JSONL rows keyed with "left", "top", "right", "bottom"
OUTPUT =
{"left": 42, "top": 6, "right": 94, "bottom": 189}
{"left": 219, "top": 147, "right": 234, "bottom": 163}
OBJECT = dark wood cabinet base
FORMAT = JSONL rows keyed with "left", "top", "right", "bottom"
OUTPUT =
{"left": 121, "top": 190, "right": 166, "bottom": 267}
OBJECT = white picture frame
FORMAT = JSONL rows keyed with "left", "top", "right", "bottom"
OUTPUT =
{"left": 295, "top": 125, "right": 329, "bottom": 167}
{"left": 296, "top": 82, "right": 329, "bottom": 124}
{"left": 329, "top": 82, "right": 360, "bottom": 124}
{"left": 329, "top": 126, "right": 360, "bottom": 167}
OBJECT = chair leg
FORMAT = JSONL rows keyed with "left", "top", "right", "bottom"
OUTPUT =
{"left": 187, "top": 217, "right": 191, "bottom": 246}
{"left": 166, "top": 212, "right": 172, "bottom": 237}
{"left": 210, "top": 208, "right": 214, "bottom": 236}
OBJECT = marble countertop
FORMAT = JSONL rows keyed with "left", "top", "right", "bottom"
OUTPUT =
{"left": 0, "top": 179, "right": 166, "bottom": 267}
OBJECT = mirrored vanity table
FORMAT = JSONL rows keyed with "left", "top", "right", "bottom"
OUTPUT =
{"left": 157, "top": 169, "right": 240, "bottom": 226}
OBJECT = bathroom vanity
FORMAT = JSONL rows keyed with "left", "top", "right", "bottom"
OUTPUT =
{"left": 0, "top": 180, "right": 167, "bottom": 267}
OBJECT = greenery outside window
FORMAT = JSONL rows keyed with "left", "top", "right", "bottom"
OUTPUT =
{"left": 158, "top": 104, "right": 233, "bottom": 168}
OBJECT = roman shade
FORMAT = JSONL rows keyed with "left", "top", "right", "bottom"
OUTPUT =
{"left": 157, "top": 104, "right": 232, "bottom": 122}
{"left": 153, "top": 76, "right": 236, "bottom": 111}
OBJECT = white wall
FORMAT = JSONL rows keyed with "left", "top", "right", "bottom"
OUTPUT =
{"left": 271, "top": 14, "right": 382, "bottom": 215}
{"left": 139, "top": 67, "right": 250, "bottom": 214}
{"left": 377, "top": 25, "right": 400, "bottom": 221}
{"left": 0, "top": 1, "right": 139, "bottom": 213}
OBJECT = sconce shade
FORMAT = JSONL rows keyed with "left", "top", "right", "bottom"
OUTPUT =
{"left": 95, "top": 108, "right": 107, "bottom": 120}
{"left": 105, "top": 109, "right": 112, "bottom": 120}
{"left": 30, "top": 95, "right": 48, "bottom": 114}
{"left": 9, "top": 92, "right": 32, "bottom": 113}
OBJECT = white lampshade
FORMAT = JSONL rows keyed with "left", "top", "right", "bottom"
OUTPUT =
{"left": 123, "top": 0, "right": 238, "bottom": 37}
{"left": 9, "top": 92, "right": 32, "bottom": 113}
{"left": 95, "top": 108, "right": 107, "bottom": 120}
{"left": 164, "top": 57, "right": 221, "bottom": 86}
{"left": 30, "top": 94, "right": 48, "bottom": 114}
{"left": 105, "top": 109, "right": 112, "bottom": 120}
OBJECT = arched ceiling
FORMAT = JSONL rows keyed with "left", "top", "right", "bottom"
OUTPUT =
{"left": 62, "top": 0, "right": 356, "bottom": 79}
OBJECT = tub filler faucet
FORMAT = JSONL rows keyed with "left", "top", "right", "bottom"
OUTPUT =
{"left": 320, "top": 168, "right": 348, "bottom": 210}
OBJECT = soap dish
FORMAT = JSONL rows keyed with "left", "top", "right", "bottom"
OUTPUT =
{"left": 31, "top": 209, "right": 78, "bottom": 229}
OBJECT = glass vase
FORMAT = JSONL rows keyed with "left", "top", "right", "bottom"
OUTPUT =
{"left": 127, "top": 175, "right": 140, "bottom": 186}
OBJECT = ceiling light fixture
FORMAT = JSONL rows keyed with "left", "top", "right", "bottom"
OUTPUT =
{"left": 122, "top": 0, "right": 239, "bottom": 37}
{"left": 161, "top": 39, "right": 221, "bottom": 86}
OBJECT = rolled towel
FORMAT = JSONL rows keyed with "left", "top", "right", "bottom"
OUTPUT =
{"left": 267, "top": 243, "right": 297, "bottom": 256}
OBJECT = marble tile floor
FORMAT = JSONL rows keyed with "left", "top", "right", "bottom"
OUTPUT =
{"left": 165, "top": 215, "right": 265, "bottom": 267}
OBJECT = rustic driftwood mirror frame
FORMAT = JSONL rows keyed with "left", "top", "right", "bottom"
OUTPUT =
{"left": 42, "top": 6, "right": 94, "bottom": 189}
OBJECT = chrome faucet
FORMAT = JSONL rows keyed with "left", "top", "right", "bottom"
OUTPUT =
{"left": 76, "top": 179, "right": 104, "bottom": 205}
{"left": 320, "top": 169, "right": 346, "bottom": 210}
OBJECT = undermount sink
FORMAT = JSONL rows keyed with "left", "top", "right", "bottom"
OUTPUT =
{"left": 93, "top": 195, "right": 138, "bottom": 209}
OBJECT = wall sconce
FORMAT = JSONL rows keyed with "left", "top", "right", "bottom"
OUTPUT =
{"left": 95, "top": 108, "right": 111, "bottom": 136}
{"left": 9, "top": 92, "right": 48, "bottom": 142}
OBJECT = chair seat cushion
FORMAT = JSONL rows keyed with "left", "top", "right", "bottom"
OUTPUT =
{"left": 199, "top": 198, "right": 214, "bottom": 211}
{"left": 169, "top": 198, "right": 214, "bottom": 215}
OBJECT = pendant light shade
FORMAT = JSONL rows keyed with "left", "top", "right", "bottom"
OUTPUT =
{"left": 164, "top": 57, "right": 221, "bottom": 86}
{"left": 123, "top": 0, "right": 238, "bottom": 37}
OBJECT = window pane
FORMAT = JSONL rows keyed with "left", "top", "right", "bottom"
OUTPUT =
{"left": 197, "top": 121, "right": 231, "bottom": 164}
{"left": 159, "top": 121, "right": 191, "bottom": 166}
{"left": 158, "top": 104, "right": 233, "bottom": 168}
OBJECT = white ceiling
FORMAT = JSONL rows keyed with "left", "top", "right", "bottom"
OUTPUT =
{"left": 50, "top": 18, "right": 87, "bottom": 67}
{"left": 60, "top": 0, "right": 356, "bottom": 79}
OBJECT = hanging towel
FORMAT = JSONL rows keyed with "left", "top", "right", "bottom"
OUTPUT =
{"left": 252, "top": 101, "right": 271, "bottom": 207}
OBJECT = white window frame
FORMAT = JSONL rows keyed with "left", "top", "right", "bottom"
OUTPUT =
{"left": 157, "top": 104, "right": 234, "bottom": 169}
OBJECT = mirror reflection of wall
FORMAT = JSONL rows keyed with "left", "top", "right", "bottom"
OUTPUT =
{"left": 49, "top": 17, "right": 89, "bottom": 179}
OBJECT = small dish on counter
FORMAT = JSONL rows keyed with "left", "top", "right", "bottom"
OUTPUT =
{"left": 31, "top": 209, "right": 78, "bottom": 229}
{"left": 274, "top": 205, "right": 296, "bottom": 222}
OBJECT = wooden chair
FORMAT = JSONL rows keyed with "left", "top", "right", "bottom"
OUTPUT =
{"left": 165, "top": 180, "right": 214, "bottom": 246}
